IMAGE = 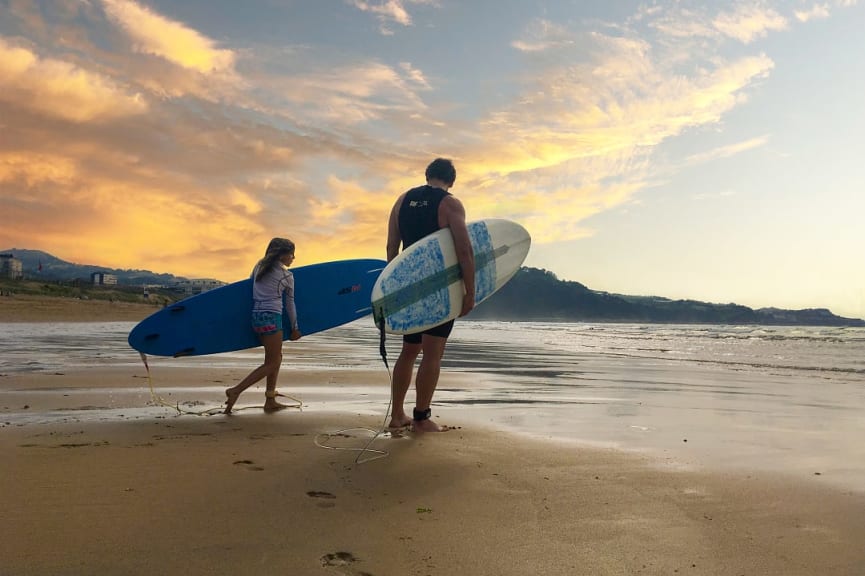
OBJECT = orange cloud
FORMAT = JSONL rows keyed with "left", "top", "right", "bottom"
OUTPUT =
{"left": 298, "top": 175, "right": 394, "bottom": 263}
{"left": 0, "top": 1, "right": 792, "bottom": 283}
{"left": 447, "top": 32, "right": 774, "bottom": 244}
{"left": 101, "top": 0, "right": 236, "bottom": 74}
{"left": 0, "top": 152, "right": 78, "bottom": 187}
{"left": 0, "top": 36, "right": 147, "bottom": 122}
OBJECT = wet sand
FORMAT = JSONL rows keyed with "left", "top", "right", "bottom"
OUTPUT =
{"left": 3, "top": 366, "right": 865, "bottom": 575}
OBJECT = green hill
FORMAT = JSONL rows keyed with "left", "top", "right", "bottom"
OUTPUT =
{"left": 471, "top": 267, "right": 865, "bottom": 326}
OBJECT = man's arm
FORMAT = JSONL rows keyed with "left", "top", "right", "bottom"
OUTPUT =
{"left": 440, "top": 196, "right": 475, "bottom": 316}
{"left": 386, "top": 194, "right": 405, "bottom": 263}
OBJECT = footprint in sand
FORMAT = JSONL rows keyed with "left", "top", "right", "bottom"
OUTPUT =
{"left": 307, "top": 491, "right": 336, "bottom": 499}
{"left": 320, "top": 552, "right": 373, "bottom": 575}
{"left": 307, "top": 490, "right": 336, "bottom": 508}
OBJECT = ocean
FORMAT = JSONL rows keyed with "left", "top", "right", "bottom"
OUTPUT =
{"left": 2, "top": 320, "right": 863, "bottom": 491}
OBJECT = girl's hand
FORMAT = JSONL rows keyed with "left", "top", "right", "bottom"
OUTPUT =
{"left": 289, "top": 329, "right": 302, "bottom": 341}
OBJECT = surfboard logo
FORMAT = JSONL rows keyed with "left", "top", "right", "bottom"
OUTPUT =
{"left": 337, "top": 284, "right": 362, "bottom": 295}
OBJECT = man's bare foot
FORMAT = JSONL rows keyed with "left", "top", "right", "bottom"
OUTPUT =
{"left": 224, "top": 388, "right": 240, "bottom": 414}
{"left": 412, "top": 418, "right": 448, "bottom": 433}
{"left": 387, "top": 415, "right": 412, "bottom": 430}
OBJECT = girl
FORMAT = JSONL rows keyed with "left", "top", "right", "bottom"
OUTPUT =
{"left": 224, "top": 238, "right": 302, "bottom": 414}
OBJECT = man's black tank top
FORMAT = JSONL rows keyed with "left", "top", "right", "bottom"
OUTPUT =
{"left": 398, "top": 185, "right": 451, "bottom": 249}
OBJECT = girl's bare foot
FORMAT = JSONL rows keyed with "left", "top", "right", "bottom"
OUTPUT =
{"left": 263, "top": 390, "right": 291, "bottom": 413}
{"left": 224, "top": 388, "right": 240, "bottom": 414}
{"left": 263, "top": 398, "right": 290, "bottom": 412}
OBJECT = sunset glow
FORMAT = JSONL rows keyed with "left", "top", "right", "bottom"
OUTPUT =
{"left": 1, "top": 0, "right": 863, "bottom": 318}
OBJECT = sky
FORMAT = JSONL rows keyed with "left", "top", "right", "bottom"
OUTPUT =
{"left": 1, "top": 0, "right": 863, "bottom": 319}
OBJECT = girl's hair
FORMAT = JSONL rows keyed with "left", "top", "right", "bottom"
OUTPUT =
{"left": 255, "top": 237, "right": 295, "bottom": 281}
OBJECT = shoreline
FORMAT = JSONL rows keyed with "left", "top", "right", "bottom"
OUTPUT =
{"left": 5, "top": 361, "right": 864, "bottom": 495}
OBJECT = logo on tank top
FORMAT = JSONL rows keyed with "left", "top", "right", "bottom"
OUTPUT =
{"left": 409, "top": 200, "right": 429, "bottom": 207}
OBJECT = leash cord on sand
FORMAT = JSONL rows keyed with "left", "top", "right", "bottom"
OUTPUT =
{"left": 313, "top": 318, "right": 396, "bottom": 464}
{"left": 138, "top": 352, "right": 303, "bottom": 416}
{"left": 138, "top": 322, "right": 391, "bottom": 463}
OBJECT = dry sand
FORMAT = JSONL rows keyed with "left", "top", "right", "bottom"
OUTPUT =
{"left": 3, "top": 299, "right": 865, "bottom": 575}
{"left": 0, "top": 294, "right": 159, "bottom": 323}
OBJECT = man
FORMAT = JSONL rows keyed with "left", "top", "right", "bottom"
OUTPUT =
{"left": 386, "top": 158, "right": 475, "bottom": 433}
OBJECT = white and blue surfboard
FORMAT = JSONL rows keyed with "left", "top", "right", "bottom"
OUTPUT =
{"left": 371, "top": 219, "right": 531, "bottom": 334}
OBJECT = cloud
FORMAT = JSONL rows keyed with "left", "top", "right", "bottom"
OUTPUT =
{"left": 795, "top": 3, "right": 831, "bottom": 21}
{"left": 0, "top": 0, "right": 798, "bottom": 277}
{"left": 349, "top": 0, "right": 412, "bottom": 34}
{"left": 455, "top": 21, "right": 775, "bottom": 243}
{"left": 712, "top": 4, "right": 788, "bottom": 43}
{"left": 477, "top": 36, "right": 774, "bottom": 175}
{"left": 685, "top": 135, "right": 770, "bottom": 165}
{"left": 0, "top": 36, "right": 148, "bottom": 122}
{"left": 399, "top": 61, "right": 431, "bottom": 89}
{"left": 272, "top": 60, "right": 430, "bottom": 125}
{"left": 348, "top": 0, "right": 440, "bottom": 34}
{"left": 0, "top": 152, "right": 78, "bottom": 187}
{"left": 511, "top": 19, "right": 575, "bottom": 53}
{"left": 0, "top": 155, "right": 274, "bottom": 280}
{"left": 641, "top": 3, "right": 788, "bottom": 44}
{"left": 101, "top": 0, "right": 236, "bottom": 74}
{"left": 693, "top": 188, "right": 737, "bottom": 201}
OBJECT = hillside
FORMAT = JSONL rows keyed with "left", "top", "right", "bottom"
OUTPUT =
{"left": 471, "top": 267, "right": 865, "bottom": 326}
{"left": 1, "top": 248, "right": 200, "bottom": 285}
{"left": 2, "top": 249, "right": 862, "bottom": 326}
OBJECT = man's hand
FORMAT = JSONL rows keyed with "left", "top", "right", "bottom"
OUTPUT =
{"left": 459, "top": 295, "right": 474, "bottom": 317}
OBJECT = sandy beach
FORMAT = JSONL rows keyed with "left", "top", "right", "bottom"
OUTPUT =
{"left": 3, "top": 299, "right": 865, "bottom": 575}
{"left": 0, "top": 294, "right": 158, "bottom": 323}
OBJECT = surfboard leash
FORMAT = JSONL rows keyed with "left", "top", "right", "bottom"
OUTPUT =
{"left": 312, "top": 317, "right": 396, "bottom": 464}
{"left": 377, "top": 314, "right": 390, "bottom": 371}
{"left": 138, "top": 352, "right": 225, "bottom": 416}
{"left": 137, "top": 352, "right": 302, "bottom": 416}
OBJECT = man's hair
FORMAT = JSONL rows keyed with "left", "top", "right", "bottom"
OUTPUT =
{"left": 425, "top": 158, "right": 456, "bottom": 186}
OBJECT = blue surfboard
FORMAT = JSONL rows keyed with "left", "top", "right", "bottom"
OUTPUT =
{"left": 128, "top": 259, "right": 386, "bottom": 357}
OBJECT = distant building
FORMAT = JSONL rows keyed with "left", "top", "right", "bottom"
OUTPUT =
{"left": 91, "top": 272, "right": 118, "bottom": 286}
{"left": 173, "top": 278, "right": 226, "bottom": 295}
{"left": 0, "top": 254, "right": 23, "bottom": 280}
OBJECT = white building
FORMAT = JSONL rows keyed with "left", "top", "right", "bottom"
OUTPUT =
{"left": 91, "top": 272, "right": 118, "bottom": 285}
{"left": 0, "top": 254, "right": 23, "bottom": 280}
{"left": 173, "top": 278, "right": 225, "bottom": 295}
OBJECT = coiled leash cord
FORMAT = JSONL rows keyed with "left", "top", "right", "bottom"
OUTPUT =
{"left": 313, "top": 317, "right": 395, "bottom": 464}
